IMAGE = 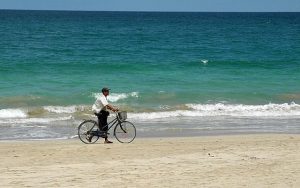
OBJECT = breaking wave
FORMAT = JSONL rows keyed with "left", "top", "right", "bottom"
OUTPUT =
{"left": 0, "top": 116, "right": 73, "bottom": 124}
{"left": 1, "top": 102, "right": 300, "bottom": 121}
{"left": 129, "top": 102, "right": 300, "bottom": 120}
{"left": 93, "top": 92, "right": 139, "bottom": 102}
{"left": 44, "top": 106, "right": 78, "bottom": 113}
{"left": 0, "top": 109, "right": 27, "bottom": 118}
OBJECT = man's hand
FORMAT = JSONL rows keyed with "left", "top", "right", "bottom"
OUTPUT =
{"left": 107, "top": 104, "right": 119, "bottom": 112}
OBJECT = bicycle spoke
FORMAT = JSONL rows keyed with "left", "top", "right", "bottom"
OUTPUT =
{"left": 114, "top": 121, "right": 136, "bottom": 143}
{"left": 78, "top": 120, "right": 100, "bottom": 144}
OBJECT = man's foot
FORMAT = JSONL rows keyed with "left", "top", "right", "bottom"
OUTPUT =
{"left": 86, "top": 134, "right": 93, "bottom": 143}
{"left": 104, "top": 140, "right": 113, "bottom": 144}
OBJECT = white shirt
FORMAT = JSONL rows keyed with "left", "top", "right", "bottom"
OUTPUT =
{"left": 92, "top": 94, "right": 109, "bottom": 113}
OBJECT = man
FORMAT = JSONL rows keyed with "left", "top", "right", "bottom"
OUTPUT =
{"left": 92, "top": 87, "right": 119, "bottom": 144}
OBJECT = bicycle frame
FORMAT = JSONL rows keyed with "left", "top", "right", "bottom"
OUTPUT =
{"left": 78, "top": 111, "right": 136, "bottom": 144}
{"left": 96, "top": 113, "right": 122, "bottom": 133}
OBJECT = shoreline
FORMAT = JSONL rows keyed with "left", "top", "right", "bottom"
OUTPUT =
{"left": 0, "top": 132, "right": 299, "bottom": 142}
{"left": 2, "top": 114, "right": 300, "bottom": 140}
{"left": 1, "top": 134, "right": 299, "bottom": 187}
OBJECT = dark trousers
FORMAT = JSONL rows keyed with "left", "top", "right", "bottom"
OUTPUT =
{"left": 96, "top": 110, "right": 110, "bottom": 132}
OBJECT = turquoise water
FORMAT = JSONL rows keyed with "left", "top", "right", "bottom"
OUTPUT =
{"left": 0, "top": 11, "right": 300, "bottom": 139}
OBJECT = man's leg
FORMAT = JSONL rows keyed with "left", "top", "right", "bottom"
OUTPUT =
{"left": 98, "top": 114, "right": 107, "bottom": 132}
{"left": 99, "top": 111, "right": 112, "bottom": 143}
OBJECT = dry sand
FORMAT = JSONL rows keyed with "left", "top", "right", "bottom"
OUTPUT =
{"left": 0, "top": 134, "right": 299, "bottom": 188}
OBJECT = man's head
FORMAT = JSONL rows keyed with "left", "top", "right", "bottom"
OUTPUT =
{"left": 102, "top": 87, "right": 110, "bottom": 96}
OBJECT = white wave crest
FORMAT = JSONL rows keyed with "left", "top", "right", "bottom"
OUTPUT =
{"left": 44, "top": 106, "right": 78, "bottom": 113}
{"left": 201, "top": 59, "right": 208, "bottom": 64}
{"left": 93, "top": 92, "right": 139, "bottom": 102}
{"left": 129, "top": 102, "right": 300, "bottom": 120}
{"left": 0, "top": 109, "right": 27, "bottom": 119}
{"left": 186, "top": 102, "right": 300, "bottom": 116}
{"left": 0, "top": 116, "right": 73, "bottom": 124}
{"left": 129, "top": 110, "right": 198, "bottom": 120}
{"left": 44, "top": 105, "right": 88, "bottom": 114}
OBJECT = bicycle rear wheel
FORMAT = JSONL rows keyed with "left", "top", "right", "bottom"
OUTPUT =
{"left": 114, "top": 121, "right": 136, "bottom": 143}
{"left": 78, "top": 120, "right": 100, "bottom": 144}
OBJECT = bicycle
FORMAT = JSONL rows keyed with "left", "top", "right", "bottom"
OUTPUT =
{"left": 78, "top": 111, "right": 136, "bottom": 144}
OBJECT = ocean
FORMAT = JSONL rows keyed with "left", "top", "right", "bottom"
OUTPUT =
{"left": 0, "top": 10, "right": 300, "bottom": 140}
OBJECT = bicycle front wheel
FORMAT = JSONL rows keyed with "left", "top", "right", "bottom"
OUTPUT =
{"left": 78, "top": 120, "right": 100, "bottom": 144}
{"left": 114, "top": 121, "right": 136, "bottom": 143}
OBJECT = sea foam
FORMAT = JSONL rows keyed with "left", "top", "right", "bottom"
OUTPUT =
{"left": 186, "top": 102, "right": 300, "bottom": 116}
{"left": 0, "top": 109, "right": 27, "bottom": 118}
{"left": 129, "top": 102, "right": 300, "bottom": 120}
{"left": 93, "top": 92, "right": 139, "bottom": 102}
{"left": 44, "top": 106, "right": 77, "bottom": 113}
{"left": 0, "top": 116, "right": 72, "bottom": 124}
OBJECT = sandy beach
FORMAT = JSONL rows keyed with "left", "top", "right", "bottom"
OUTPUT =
{"left": 0, "top": 134, "right": 299, "bottom": 188}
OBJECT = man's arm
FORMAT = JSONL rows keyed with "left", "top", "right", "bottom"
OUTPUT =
{"left": 106, "top": 104, "right": 119, "bottom": 112}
